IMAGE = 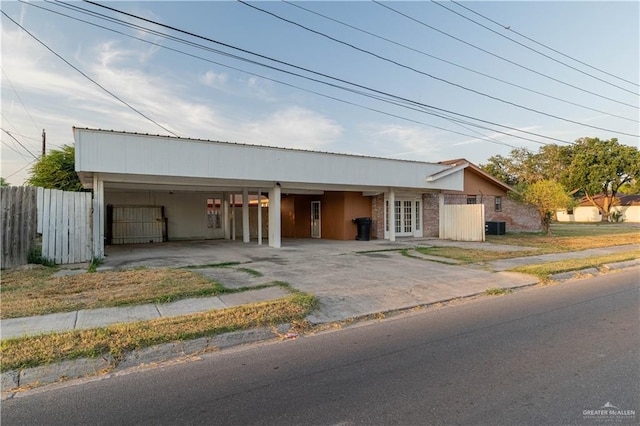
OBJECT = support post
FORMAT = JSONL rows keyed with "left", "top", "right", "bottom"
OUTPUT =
{"left": 268, "top": 184, "right": 281, "bottom": 248}
{"left": 438, "top": 191, "right": 444, "bottom": 239}
{"left": 257, "top": 188, "right": 263, "bottom": 246}
{"left": 223, "top": 193, "right": 230, "bottom": 239}
{"left": 242, "top": 188, "right": 250, "bottom": 243}
{"left": 389, "top": 188, "right": 396, "bottom": 242}
{"left": 231, "top": 193, "right": 236, "bottom": 241}
{"left": 92, "top": 174, "right": 104, "bottom": 258}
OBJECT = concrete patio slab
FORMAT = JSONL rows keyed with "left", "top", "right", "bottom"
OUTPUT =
{"left": 218, "top": 286, "right": 291, "bottom": 306}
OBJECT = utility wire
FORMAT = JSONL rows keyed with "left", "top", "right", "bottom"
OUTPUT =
{"left": 2, "top": 139, "right": 33, "bottom": 160}
{"left": 449, "top": 0, "right": 639, "bottom": 88}
{"left": 1, "top": 11, "right": 180, "bottom": 138}
{"left": 1, "top": 128, "right": 38, "bottom": 159}
{"left": 4, "top": 159, "right": 37, "bottom": 180}
{"left": 1, "top": 68, "right": 43, "bottom": 132}
{"left": 431, "top": 0, "right": 638, "bottom": 96}
{"left": 29, "top": 1, "right": 522, "bottom": 148}
{"left": 373, "top": 1, "right": 639, "bottom": 110}
{"left": 79, "top": 0, "right": 572, "bottom": 144}
{"left": 240, "top": 0, "right": 639, "bottom": 138}
{"left": 283, "top": 1, "right": 638, "bottom": 124}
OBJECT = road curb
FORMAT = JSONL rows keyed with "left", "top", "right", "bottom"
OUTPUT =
{"left": 1, "top": 324, "right": 292, "bottom": 397}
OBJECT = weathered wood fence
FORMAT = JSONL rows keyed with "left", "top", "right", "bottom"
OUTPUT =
{"left": 0, "top": 187, "right": 93, "bottom": 268}
{"left": 37, "top": 187, "right": 92, "bottom": 264}
{"left": 440, "top": 204, "right": 485, "bottom": 242}
{"left": 1, "top": 186, "right": 38, "bottom": 268}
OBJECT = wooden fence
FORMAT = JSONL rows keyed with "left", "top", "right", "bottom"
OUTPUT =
{"left": 1, "top": 186, "right": 38, "bottom": 268}
{"left": 37, "top": 187, "right": 92, "bottom": 264}
{"left": 440, "top": 204, "right": 485, "bottom": 242}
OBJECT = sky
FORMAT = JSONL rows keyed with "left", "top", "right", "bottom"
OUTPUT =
{"left": 1, "top": 1, "right": 639, "bottom": 185}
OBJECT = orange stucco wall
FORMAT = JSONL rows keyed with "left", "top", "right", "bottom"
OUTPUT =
{"left": 280, "top": 192, "right": 372, "bottom": 240}
{"left": 447, "top": 169, "right": 508, "bottom": 197}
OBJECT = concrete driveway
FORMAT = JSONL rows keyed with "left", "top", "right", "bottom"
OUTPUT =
{"left": 101, "top": 238, "right": 538, "bottom": 323}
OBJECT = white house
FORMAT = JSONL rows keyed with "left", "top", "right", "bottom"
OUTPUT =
{"left": 74, "top": 128, "right": 470, "bottom": 257}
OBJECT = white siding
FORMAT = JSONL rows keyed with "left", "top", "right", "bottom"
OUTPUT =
{"left": 74, "top": 129, "right": 463, "bottom": 191}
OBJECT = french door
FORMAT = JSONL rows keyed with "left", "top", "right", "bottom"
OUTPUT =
{"left": 311, "top": 201, "right": 321, "bottom": 238}
{"left": 385, "top": 198, "right": 422, "bottom": 238}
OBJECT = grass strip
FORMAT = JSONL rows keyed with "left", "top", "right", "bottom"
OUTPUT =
{"left": 415, "top": 246, "right": 539, "bottom": 263}
{"left": 0, "top": 268, "right": 230, "bottom": 319}
{"left": 509, "top": 250, "right": 640, "bottom": 281}
{"left": 0, "top": 293, "right": 316, "bottom": 373}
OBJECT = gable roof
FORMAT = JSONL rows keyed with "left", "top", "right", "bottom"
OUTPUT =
{"left": 439, "top": 158, "right": 514, "bottom": 193}
{"left": 578, "top": 194, "right": 640, "bottom": 207}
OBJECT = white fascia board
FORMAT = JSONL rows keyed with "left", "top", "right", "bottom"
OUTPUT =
{"left": 74, "top": 129, "right": 463, "bottom": 191}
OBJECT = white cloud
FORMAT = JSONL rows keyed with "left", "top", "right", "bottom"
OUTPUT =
{"left": 200, "top": 71, "right": 228, "bottom": 87}
{"left": 360, "top": 123, "right": 442, "bottom": 161}
{"left": 243, "top": 107, "right": 343, "bottom": 150}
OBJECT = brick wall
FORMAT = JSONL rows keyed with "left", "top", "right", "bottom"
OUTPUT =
{"left": 372, "top": 195, "right": 385, "bottom": 239}
{"left": 423, "top": 193, "right": 440, "bottom": 237}
{"left": 485, "top": 195, "right": 541, "bottom": 232}
{"left": 422, "top": 193, "right": 542, "bottom": 235}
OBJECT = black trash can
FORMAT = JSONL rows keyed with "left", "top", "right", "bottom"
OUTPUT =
{"left": 485, "top": 221, "right": 506, "bottom": 235}
{"left": 353, "top": 217, "right": 372, "bottom": 241}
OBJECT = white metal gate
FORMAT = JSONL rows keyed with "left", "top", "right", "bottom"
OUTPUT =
{"left": 110, "top": 205, "right": 164, "bottom": 244}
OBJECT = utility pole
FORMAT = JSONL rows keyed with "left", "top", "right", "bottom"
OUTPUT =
{"left": 41, "top": 129, "right": 46, "bottom": 158}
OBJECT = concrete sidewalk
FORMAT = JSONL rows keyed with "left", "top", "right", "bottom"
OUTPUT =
{"left": 2, "top": 240, "right": 637, "bottom": 339}
{"left": 1, "top": 286, "right": 289, "bottom": 340}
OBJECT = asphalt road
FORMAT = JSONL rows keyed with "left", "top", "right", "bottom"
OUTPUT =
{"left": 3, "top": 269, "right": 639, "bottom": 425}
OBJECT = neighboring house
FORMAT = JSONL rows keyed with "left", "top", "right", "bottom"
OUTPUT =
{"left": 557, "top": 194, "right": 640, "bottom": 223}
{"left": 436, "top": 159, "right": 542, "bottom": 233}
{"left": 74, "top": 128, "right": 472, "bottom": 257}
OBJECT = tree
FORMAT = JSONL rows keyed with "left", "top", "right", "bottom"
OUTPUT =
{"left": 522, "top": 180, "right": 573, "bottom": 236}
{"left": 566, "top": 138, "right": 640, "bottom": 221}
{"left": 0, "top": 177, "right": 9, "bottom": 187}
{"left": 480, "top": 145, "right": 572, "bottom": 187}
{"left": 27, "top": 145, "right": 84, "bottom": 191}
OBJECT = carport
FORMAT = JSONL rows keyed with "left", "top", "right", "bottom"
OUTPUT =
{"left": 74, "top": 128, "right": 466, "bottom": 258}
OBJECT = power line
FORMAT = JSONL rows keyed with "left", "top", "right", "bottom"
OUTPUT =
{"left": 373, "top": 1, "right": 639, "bottom": 111}
{"left": 240, "top": 0, "right": 639, "bottom": 138}
{"left": 2, "top": 139, "right": 33, "bottom": 160}
{"left": 282, "top": 0, "right": 638, "bottom": 124}
{"left": 78, "top": 0, "right": 573, "bottom": 144}
{"left": 1, "top": 10, "right": 180, "bottom": 138}
{"left": 431, "top": 0, "right": 638, "bottom": 96}
{"left": 26, "top": 1, "right": 523, "bottom": 148}
{"left": 3, "top": 159, "right": 37, "bottom": 180}
{"left": 1, "top": 128, "right": 38, "bottom": 159}
{"left": 449, "top": 0, "right": 639, "bottom": 88}
{"left": 1, "top": 67, "right": 42, "bottom": 132}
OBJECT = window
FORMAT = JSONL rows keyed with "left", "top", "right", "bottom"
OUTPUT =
{"left": 495, "top": 196, "right": 502, "bottom": 212}
{"left": 467, "top": 195, "right": 477, "bottom": 204}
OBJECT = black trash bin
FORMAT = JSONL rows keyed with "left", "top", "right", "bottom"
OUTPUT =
{"left": 353, "top": 217, "right": 372, "bottom": 241}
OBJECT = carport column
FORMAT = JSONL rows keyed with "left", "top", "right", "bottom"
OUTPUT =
{"left": 92, "top": 174, "right": 105, "bottom": 258}
{"left": 389, "top": 188, "right": 396, "bottom": 242}
{"left": 268, "top": 184, "right": 281, "bottom": 248}
{"left": 257, "top": 188, "right": 263, "bottom": 246}
{"left": 231, "top": 193, "right": 236, "bottom": 241}
{"left": 438, "top": 191, "right": 444, "bottom": 239}
{"left": 223, "top": 194, "right": 230, "bottom": 239}
{"left": 242, "top": 188, "right": 250, "bottom": 243}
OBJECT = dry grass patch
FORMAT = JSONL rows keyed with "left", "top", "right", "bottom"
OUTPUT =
{"left": 487, "top": 223, "right": 639, "bottom": 252}
{"left": 0, "top": 293, "right": 316, "bottom": 372}
{"left": 1, "top": 267, "right": 226, "bottom": 319}
{"left": 415, "top": 246, "right": 539, "bottom": 263}
{"left": 510, "top": 250, "right": 640, "bottom": 281}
